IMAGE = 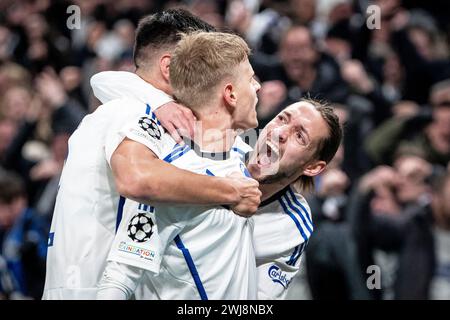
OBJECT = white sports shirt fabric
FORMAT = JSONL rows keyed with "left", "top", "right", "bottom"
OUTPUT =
{"left": 42, "top": 73, "right": 171, "bottom": 299}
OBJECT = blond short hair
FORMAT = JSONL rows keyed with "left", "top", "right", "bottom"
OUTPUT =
{"left": 170, "top": 31, "right": 250, "bottom": 109}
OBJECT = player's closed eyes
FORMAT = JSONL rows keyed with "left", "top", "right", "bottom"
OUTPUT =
{"left": 296, "top": 132, "right": 306, "bottom": 145}
{"left": 278, "top": 114, "right": 287, "bottom": 124}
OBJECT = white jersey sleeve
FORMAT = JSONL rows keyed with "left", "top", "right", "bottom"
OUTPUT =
{"left": 103, "top": 98, "right": 174, "bottom": 165}
{"left": 103, "top": 102, "right": 177, "bottom": 274}
{"left": 253, "top": 186, "right": 313, "bottom": 299}
{"left": 97, "top": 261, "right": 145, "bottom": 300}
{"left": 90, "top": 71, "right": 173, "bottom": 108}
{"left": 107, "top": 200, "right": 164, "bottom": 275}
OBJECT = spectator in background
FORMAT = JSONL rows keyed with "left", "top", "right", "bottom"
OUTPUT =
{"left": 303, "top": 163, "right": 368, "bottom": 299}
{"left": 349, "top": 161, "right": 450, "bottom": 299}
{"left": 254, "top": 25, "right": 349, "bottom": 127}
{"left": 324, "top": 18, "right": 353, "bottom": 64}
{"left": 299, "top": 103, "right": 370, "bottom": 300}
{"left": 324, "top": 18, "right": 398, "bottom": 127}
{"left": 59, "top": 66, "right": 88, "bottom": 111}
{"left": 226, "top": 0, "right": 291, "bottom": 55}
{"left": 0, "top": 170, "right": 48, "bottom": 299}
{"left": 1, "top": 67, "right": 85, "bottom": 214}
{"left": 390, "top": 9, "right": 450, "bottom": 104}
{"left": 0, "top": 63, "right": 32, "bottom": 96}
{"left": 0, "top": 86, "right": 33, "bottom": 125}
{"left": 365, "top": 79, "right": 450, "bottom": 168}
{"left": 379, "top": 50, "right": 404, "bottom": 105}
{"left": 0, "top": 254, "right": 20, "bottom": 299}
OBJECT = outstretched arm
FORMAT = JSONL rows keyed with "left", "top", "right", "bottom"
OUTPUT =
{"left": 91, "top": 71, "right": 173, "bottom": 107}
{"left": 111, "top": 138, "right": 261, "bottom": 216}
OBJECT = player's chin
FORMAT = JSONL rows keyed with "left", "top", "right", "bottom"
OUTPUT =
{"left": 251, "top": 117, "right": 258, "bottom": 128}
{"left": 249, "top": 112, "right": 259, "bottom": 128}
{"left": 241, "top": 118, "right": 258, "bottom": 130}
{"left": 248, "top": 160, "right": 277, "bottom": 180}
{"left": 246, "top": 162, "right": 263, "bottom": 181}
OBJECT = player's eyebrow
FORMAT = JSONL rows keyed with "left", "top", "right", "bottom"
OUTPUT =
{"left": 299, "top": 124, "right": 310, "bottom": 143}
{"left": 285, "top": 110, "right": 311, "bottom": 142}
{"left": 283, "top": 111, "right": 292, "bottom": 121}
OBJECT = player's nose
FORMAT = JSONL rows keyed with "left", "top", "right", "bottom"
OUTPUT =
{"left": 272, "top": 125, "right": 288, "bottom": 143}
{"left": 254, "top": 79, "right": 261, "bottom": 92}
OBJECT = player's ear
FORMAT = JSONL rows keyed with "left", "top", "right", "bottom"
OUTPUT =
{"left": 302, "top": 160, "right": 326, "bottom": 177}
{"left": 160, "top": 54, "right": 171, "bottom": 83}
{"left": 223, "top": 83, "right": 237, "bottom": 114}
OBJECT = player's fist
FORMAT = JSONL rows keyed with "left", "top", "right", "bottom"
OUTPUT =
{"left": 226, "top": 172, "right": 261, "bottom": 217}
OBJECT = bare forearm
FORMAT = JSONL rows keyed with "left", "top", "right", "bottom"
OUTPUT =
{"left": 128, "top": 160, "right": 239, "bottom": 206}
{"left": 112, "top": 139, "right": 241, "bottom": 207}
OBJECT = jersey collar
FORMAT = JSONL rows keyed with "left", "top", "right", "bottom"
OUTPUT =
{"left": 182, "top": 137, "right": 231, "bottom": 161}
{"left": 259, "top": 185, "right": 291, "bottom": 208}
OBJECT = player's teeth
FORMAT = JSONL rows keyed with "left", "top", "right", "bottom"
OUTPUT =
{"left": 266, "top": 141, "right": 279, "bottom": 157}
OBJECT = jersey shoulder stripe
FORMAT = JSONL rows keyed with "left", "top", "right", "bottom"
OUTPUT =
{"left": 166, "top": 145, "right": 190, "bottom": 163}
{"left": 282, "top": 193, "right": 313, "bottom": 235}
{"left": 287, "top": 187, "right": 313, "bottom": 225}
{"left": 287, "top": 241, "right": 307, "bottom": 266}
{"left": 174, "top": 235, "right": 208, "bottom": 300}
{"left": 146, "top": 103, "right": 161, "bottom": 125}
{"left": 278, "top": 196, "right": 309, "bottom": 243}
{"left": 115, "top": 196, "right": 126, "bottom": 233}
{"left": 163, "top": 144, "right": 190, "bottom": 163}
{"left": 286, "top": 244, "right": 300, "bottom": 266}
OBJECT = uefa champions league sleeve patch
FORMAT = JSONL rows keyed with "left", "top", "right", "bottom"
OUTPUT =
{"left": 127, "top": 212, "right": 154, "bottom": 243}
{"left": 138, "top": 116, "right": 161, "bottom": 140}
{"left": 124, "top": 114, "right": 165, "bottom": 159}
{"left": 107, "top": 202, "right": 162, "bottom": 274}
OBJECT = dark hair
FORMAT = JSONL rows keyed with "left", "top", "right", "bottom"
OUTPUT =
{"left": 133, "top": 9, "right": 216, "bottom": 69}
{"left": 326, "top": 19, "right": 351, "bottom": 42}
{"left": 281, "top": 24, "right": 317, "bottom": 47}
{"left": 313, "top": 101, "right": 343, "bottom": 164}
{"left": 297, "top": 98, "right": 343, "bottom": 192}
{"left": 0, "top": 171, "right": 26, "bottom": 204}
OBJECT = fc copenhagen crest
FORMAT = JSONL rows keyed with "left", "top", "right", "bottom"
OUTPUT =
{"left": 139, "top": 116, "right": 161, "bottom": 140}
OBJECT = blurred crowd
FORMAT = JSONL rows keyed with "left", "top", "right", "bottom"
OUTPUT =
{"left": 0, "top": 0, "right": 449, "bottom": 300}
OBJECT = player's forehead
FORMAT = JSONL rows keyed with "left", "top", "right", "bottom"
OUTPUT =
{"left": 283, "top": 101, "right": 315, "bottom": 115}
{"left": 237, "top": 58, "right": 252, "bottom": 74}
{"left": 275, "top": 102, "right": 320, "bottom": 127}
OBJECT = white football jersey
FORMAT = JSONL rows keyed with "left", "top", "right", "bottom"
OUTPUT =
{"left": 253, "top": 185, "right": 313, "bottom": 299}
{"left": 43, "top": 94, "right": 170, "bottom": 299}
{"left": 134, "top": 185, "right": 313, "bottom": 300}
{"left": 108, "top": 125, "right": 257, "bottom": 300}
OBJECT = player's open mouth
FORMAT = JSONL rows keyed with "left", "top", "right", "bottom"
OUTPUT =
{"left": 256, "top": 140, "right": 280, "bottom": 168}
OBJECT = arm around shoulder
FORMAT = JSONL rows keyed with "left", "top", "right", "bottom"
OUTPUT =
{"left": 110, "top": 138, "right": 242, "bottom": 206}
